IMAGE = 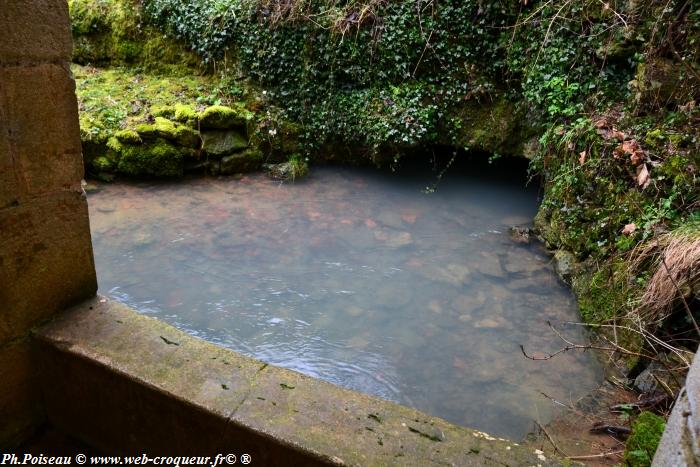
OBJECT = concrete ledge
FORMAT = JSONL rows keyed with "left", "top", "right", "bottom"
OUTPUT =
{"left": 34, "top": 296, "right": 559, "bottom": 465}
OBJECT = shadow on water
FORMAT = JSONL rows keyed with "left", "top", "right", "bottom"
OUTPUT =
{"left": 87, "top": 156, "right": 601, "bottom": 440}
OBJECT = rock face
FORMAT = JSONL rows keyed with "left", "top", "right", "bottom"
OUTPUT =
{"left": 553, "top": 250, "right": 577, "bottom": 283}
{"left": 220, "top": 148, "right": 263, "bottom": 174}
{"left": 201, "top": 130, "right": 248, "bottom": 156}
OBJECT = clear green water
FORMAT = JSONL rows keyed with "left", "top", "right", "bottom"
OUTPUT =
{"left": 88, "top": 164, "right": 601, "bottom": 439}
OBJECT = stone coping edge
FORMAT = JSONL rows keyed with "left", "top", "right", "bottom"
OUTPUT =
{"left": 33, "top": 295, "right": 558, "bottom": 466}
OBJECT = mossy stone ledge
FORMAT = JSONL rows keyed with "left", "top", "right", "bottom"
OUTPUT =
{"left": 220, "top": 148, "right": 264, "bottom": 175}
{"left": 135, "top": 117, "right": 201, "bottom": 148}
{"left": 199, "top": 105, "right": 252, "bottom": 130}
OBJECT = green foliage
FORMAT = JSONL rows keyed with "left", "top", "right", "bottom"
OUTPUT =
{"left": 575, "top": 259, "right": 642, "bottom": 324}
{"left": 139, "top": 0, "right": 534, "bottom": 160}
{"left": 624, "top": 412, "right": 666, "bottom": 467}
{"left": 138, "top": 0, "right": 649, "bottom": 157}
{"left": 287, "top": 154, "right": 309, "bottom": 180}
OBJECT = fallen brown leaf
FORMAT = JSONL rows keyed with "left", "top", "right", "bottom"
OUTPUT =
{"left": 610, "top": 129, "right": 625, "bottom": 141}
{"left": 630, "top": 150, "right": 645, "bottom": 166}
{"left": 594, "top": 117, "right": 609, "bottom": 129}
{"left": 622, "top": 223, "right": 637, "bottom": 236}
{"left": 636, "top": 164, "right": 651, "bottom": 189}
{"left": 622, "top": 140, "right": 640, "bottom": 154}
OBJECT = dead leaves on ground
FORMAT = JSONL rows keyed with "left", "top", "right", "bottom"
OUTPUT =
{"left": 594, "top": 117, "right": 651, "bottom": 189}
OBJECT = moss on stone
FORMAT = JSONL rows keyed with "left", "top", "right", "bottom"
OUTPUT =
{"left": 115, "top": 138, "right": 189, "bottom": 177}
{"left": 69, "top": 0, "right": 200, "bottom": 70}
{"left": 199, "top": 105, "right": 251, "bottom": 130}
{"left": 220, "top": 148, "right": 263, "bottom": 174}
{"left": 114, "top": 129, "right": 142, "bottom": 145}
{"left": 173, "top": 104, "right": 199, "bottom": 127}
{"left": 444, "top": 97, "right": 536, "bottom": 157}
{"left": 92, "top": 156, "right": 115, "bottom": 172}
{"left": 106, "top": 136, "right": 123, "bottom": 154}
{"left": 138, "top": 117, "right": 200, "bottom": 148}
{"left": 151, "top": 105, "right": 175, "bottom": 119}
{"left": 201, "top": 130, "right": 248, "bottom": 156}
{"left": 624, "top": 412, "right": 665, "bottom": 467}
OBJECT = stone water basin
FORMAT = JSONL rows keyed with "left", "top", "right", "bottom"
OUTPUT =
{"left": 87, "top": 163, "right": 602, "bottom": 439}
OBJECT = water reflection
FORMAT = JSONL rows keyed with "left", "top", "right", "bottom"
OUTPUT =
{"left": 88, "top": 165, "right": 601, "bottom": 439}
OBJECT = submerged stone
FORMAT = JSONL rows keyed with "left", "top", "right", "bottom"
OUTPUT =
{"left": 373, "top": 229, "right": 413, "bottom": 248}
{"left": 503, "top": 254, "right": 545, "bottom": 275}
{"left": 474, "top": 317, "right": 506, "bottom": 329}
{"left": 476, "top": 253, "right": 505, "bottom": 278}
{"left": 201, "top": 130, "right": 248, "bottom": 157}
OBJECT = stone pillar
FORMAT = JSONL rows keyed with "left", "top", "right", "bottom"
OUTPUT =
{"left": 0, "top": 0, "right": 98, "bottom": 447}
{"left": 653, "top": 353, "right": 700, "bottom": 466}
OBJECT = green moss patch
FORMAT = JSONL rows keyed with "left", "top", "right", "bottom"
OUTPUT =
{"left": 136, "top": 117, "right": 201, "bottom": 148}
{"left": 69, "top": 0, "right": 200, "bottom": 70}
{"left": 624, "top": 412, "right": 666, "bottom": 467}
{"left": 200, "top": 105, "right": 252, "bottom": 130}
{"left": 74, "top": 65, "right": 265, "bottom": 177}
{"left": 74, "top": 64, "right": 233, "bottom": 145}
{"left": 108, "top": 137, "right": 193, "bottom": 177}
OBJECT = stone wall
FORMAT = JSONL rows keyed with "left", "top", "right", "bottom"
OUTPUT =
{"left": 0, "top": 0, "right": 98, "bottom": 447}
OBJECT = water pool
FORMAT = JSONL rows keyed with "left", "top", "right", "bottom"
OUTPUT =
{"left": 88, "top": 164, "right": 601, "bottom": 439}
